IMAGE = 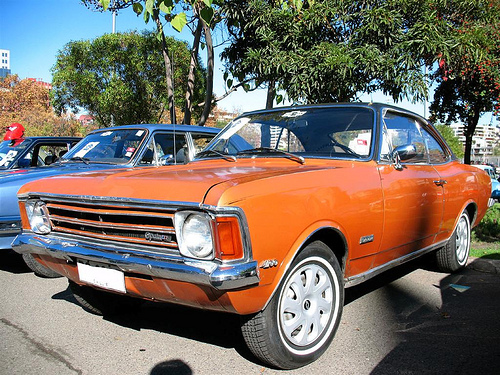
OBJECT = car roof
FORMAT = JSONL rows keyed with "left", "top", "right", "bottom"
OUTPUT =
{"left": 88, "top": 124, "right": 220, "bottom": 135}
{"left": 14, "top": 136, "right": 81, "bottom": 141}
{"left": 240, "top": 102, "right": 424, "bottom": 121}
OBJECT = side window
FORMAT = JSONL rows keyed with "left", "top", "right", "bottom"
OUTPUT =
{"left": 140, "top": 133, "right": 188, "bottom": 165}
{"left": 37, "top": 144, "right": 72, "bottom": 165}
{"left": 191, "top": 133, "right": 215, "bottom": 155}
{"left": 421, "top": 127, "right": 449, "bottom": 164}
{"left": 381, "top": 112, "right": 427, "bottom": 164}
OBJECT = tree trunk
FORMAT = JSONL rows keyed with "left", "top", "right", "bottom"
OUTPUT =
{"left": 153, "top": 13, "right": 176, "bottom": 124}
{"left": 197, "top": 20, "right": 214, "bottom": 126}
{"left": 183, "top": 18, "right": 203, "bottom": 125}
{"left": 463, "top": 105, "right": 481, "bottom": 165}
{"left": 266, "top": 81, "right": 275, "bottom": 109}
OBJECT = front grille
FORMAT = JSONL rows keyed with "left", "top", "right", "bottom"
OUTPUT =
{"left": 45, "top": 201, "right": 178, "bottom": 250}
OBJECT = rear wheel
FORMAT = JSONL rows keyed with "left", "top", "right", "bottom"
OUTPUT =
{"left": 241, "top": 241, "right": 344, "bottom": 369}
{"left": 69, "top": 281, "right": 141, "bottom": 316}
{"left": 435, "top": 211, "right": 471, "bottom": 272}
{"left": 22, "top": 253, "right": 62, "bottom": 278}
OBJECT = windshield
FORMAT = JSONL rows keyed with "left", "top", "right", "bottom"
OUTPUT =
{"left": 0, "top": 139, "right": 33, "bottom": 169}
{"left": 62, "top": 128, "right": 147, "bottom": 164}
{"left": 198, "top": 107, "right": 375, "bottom": 161}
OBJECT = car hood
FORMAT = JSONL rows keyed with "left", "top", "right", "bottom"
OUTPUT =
{"left": 0, "top": 163, "right": 127, "bottom": 187}
{"left": 18, "top": 159, "right": 341, "bottom": 206}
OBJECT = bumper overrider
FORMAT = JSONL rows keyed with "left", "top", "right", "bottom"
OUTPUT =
{"left": 12, "top": 233, "right": 260, "bottom": 290}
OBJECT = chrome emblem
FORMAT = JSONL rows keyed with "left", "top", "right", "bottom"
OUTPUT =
{"left": 260, "top": 259, "right": 278, "bottom": 269}
{"left": 360, "top": 235, "right": 374, "bottom": 244}
{"left": 145, "top": 232, "right": 171, "bottom": 242}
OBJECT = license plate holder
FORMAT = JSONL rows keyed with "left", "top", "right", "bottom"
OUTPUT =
{"left": 77, "top": 262, "right": 126, "bottom": 293}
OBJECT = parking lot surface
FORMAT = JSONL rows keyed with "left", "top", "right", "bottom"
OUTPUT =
{"left": 1, "top": 250, "right": 499, "bottom": 375}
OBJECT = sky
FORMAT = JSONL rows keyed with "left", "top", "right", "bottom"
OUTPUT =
{"left": 0, "top": 0, "right": 497, "bottom": 125}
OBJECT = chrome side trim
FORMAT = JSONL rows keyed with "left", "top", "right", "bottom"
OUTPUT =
{"left": 12, "top": 233, "right": 259, "bottom": 291}
{"left": 344, "top": 239, "right": 447, "bottom": 287}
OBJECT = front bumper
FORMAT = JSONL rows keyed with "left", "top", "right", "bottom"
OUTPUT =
{"left": 12, "top": 233, "right": 260, "bottom": 291}
{"left": 0, "top": 217, "right": 22, "bottom": 250}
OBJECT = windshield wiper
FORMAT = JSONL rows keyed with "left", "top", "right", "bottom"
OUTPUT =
{"left": 237, "top": 147, "right": 305, "bottom": 164}
{"left": 68, "top": 156, "right": 90, "bottom": 165}
{"left": 196, "top": 149, "right": 236, "bottom": 162}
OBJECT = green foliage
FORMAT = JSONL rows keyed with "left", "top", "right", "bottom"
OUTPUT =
{"left": 429, "top": 0, "right": 500, "bottom": 164}
{"left": 435, "top": 124, "right": 465, "bottom": 158}
{"left": 473, "top": 203, "right": 500, "bottom": 241}
{"left": 51, "top": 32, "right": 206, "bottom": 126}
{"left": 221, "top": 0, "right": 453, "bottom": 104}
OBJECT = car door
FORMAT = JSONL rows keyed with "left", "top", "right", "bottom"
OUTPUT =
{"left": 375, "top": 110, "right": 445, "bottom": 266}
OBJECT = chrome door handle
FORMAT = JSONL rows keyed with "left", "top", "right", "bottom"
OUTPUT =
{"left": 434, "top": 179, "right": 447, "bottom": 186}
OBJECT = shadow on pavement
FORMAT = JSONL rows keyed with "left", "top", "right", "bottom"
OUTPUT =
{"left": 0, "top": 248, "right": 32, "bottom": 274}
{"left": 370, "top": 259, "right": 500, "bottom": 375}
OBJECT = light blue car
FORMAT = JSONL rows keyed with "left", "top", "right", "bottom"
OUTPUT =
{"left": 474, "top": 164, "right": 500, "bottom": 204}
{"left": 1, "top": 124, "right": 219, "bottom": 276}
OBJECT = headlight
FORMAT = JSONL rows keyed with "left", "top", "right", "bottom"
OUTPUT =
{"left": 174, "top": 211, "right": 214, "bottom": 259}
{"left": 25, "top": 200, "right": 51, "bottom": 234}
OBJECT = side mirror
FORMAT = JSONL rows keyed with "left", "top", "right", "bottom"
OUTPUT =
{"left": 17, "top": 158, "right": 31, "bottom": 168}
{"left": 159, "top": 154, "right": 174, "bottom": 166}
{"left": 391, "top": 144, "right": 417, "bottom": 170}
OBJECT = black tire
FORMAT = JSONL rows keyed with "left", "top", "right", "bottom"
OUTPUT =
{"left": 241, "top": 241, "right": 344, "bottom": 369}
{"left": 69, "top": 280, "right": 142, "bottom": 316}
{"left": 435, "top": 211, "right": 471, "bottom": 272}
{"left": 22, "top": 253, "right": 62, "bottom": 278}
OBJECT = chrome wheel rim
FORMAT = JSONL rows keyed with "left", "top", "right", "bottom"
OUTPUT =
{"left": 278, "top": 259, "right": 335, "bottom": 349}
{"left": 455, "top": 214, "right": 470, "bottom": 265}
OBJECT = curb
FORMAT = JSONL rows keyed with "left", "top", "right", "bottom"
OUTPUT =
{"left": 467, "top": 257, "right": 500, "bottom": 274}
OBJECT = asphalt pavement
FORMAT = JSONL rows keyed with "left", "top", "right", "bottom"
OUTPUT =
{"left": 1, "top": 250, "right": 499, "bottom": 375}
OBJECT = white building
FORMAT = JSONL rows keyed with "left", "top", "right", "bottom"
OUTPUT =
{"left": 0, "top": 49, "right": 11, "bottom": 78}
{"left": 450, "top": 121, "right": 500, "bottom": 160}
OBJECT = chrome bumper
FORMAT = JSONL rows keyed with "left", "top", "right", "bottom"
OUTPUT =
{"left": 12, "top": 233, "right": 260, "bottom": 291}
{"left": 0, "top": 218, "right": 22, "bottom": 250}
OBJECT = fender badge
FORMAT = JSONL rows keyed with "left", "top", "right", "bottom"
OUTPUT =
{"left": 360, "top": 235, "right": 374, "bottom": 244}
{"left": 260, "top": 259, "right": 278, "bottom": 269}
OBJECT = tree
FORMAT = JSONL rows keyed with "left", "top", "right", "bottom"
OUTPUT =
{"left": 221, "top": 0, "right": 453, "bottom": 106}
{"left": 430, "top": 0, "right": 500, "bottom": 164}
{"left": 83, "top": 0, "right": 221, "bottom": 125}
{"left": 0, "top": 75, "right": 84, "bottom": 137}
{"left": 51, "top": 31, "right": 206, "bottom": 127}
{"left": 435, "top": 124, "right": 465, "bottom": 159}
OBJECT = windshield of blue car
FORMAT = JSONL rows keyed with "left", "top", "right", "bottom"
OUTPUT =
{"left": 62, "top": 129, "right": 147, "bottom": 164}
{"left": 197, "top": 107, "right": 375, "bottom": 161}
{"left": 0, "top": 139, "right": 33, "bottom": 169}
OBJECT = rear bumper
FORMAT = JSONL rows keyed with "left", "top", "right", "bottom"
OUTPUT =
{"left": 12, "top": 233, "right": 260, "bottom": 291}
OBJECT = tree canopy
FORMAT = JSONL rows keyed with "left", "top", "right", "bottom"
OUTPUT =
{"left": 83, "top": 0, "right": 221, "bottom": 125}
{"left": 221, "top": 0, "right": 455, "bottom": 105}
{"left": 0, "top": 75, "right": 84, "bottom": 137}
{"left": 51, "top": 31, "right": 206, "bottom": 127}
{"left": 430, "top": 0, "right": 500, "bottom": 164}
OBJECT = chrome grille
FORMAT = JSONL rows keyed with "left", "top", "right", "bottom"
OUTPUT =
{"left": 45, "top": 202, "right": 178, "bottom": 249}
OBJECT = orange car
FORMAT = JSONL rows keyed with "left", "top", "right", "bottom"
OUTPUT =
{"left": 12, "top": 103, "right": 491, "bottom": 369}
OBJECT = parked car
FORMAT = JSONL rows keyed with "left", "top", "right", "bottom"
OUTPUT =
{"left": 12, "top": 104, "right": 491, "bottom": 369}
{"left": 1, "top": 124, "right": 219, "bottom": 277}
{"left": 473, "top": 164, "right": 500, "bottom": 204}
{"left": 0, "top": 135, "right": 80, "bottom": 170}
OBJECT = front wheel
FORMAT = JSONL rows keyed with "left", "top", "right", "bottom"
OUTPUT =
{"left": 22, "top": 253, "right": 62, "bottom": 278}
{"left": 241, "top": 241, "right": 344, "bottom": 369}
{"left": 435, "top": 211, "right": 471, "bottom": 272}
{"left": 69, "top": 281, "right": 142, "bottom": 316}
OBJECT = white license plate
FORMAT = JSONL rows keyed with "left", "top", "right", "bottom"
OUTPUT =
{"left": 77, "top": 262, "right": 126, "bottom": 293}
